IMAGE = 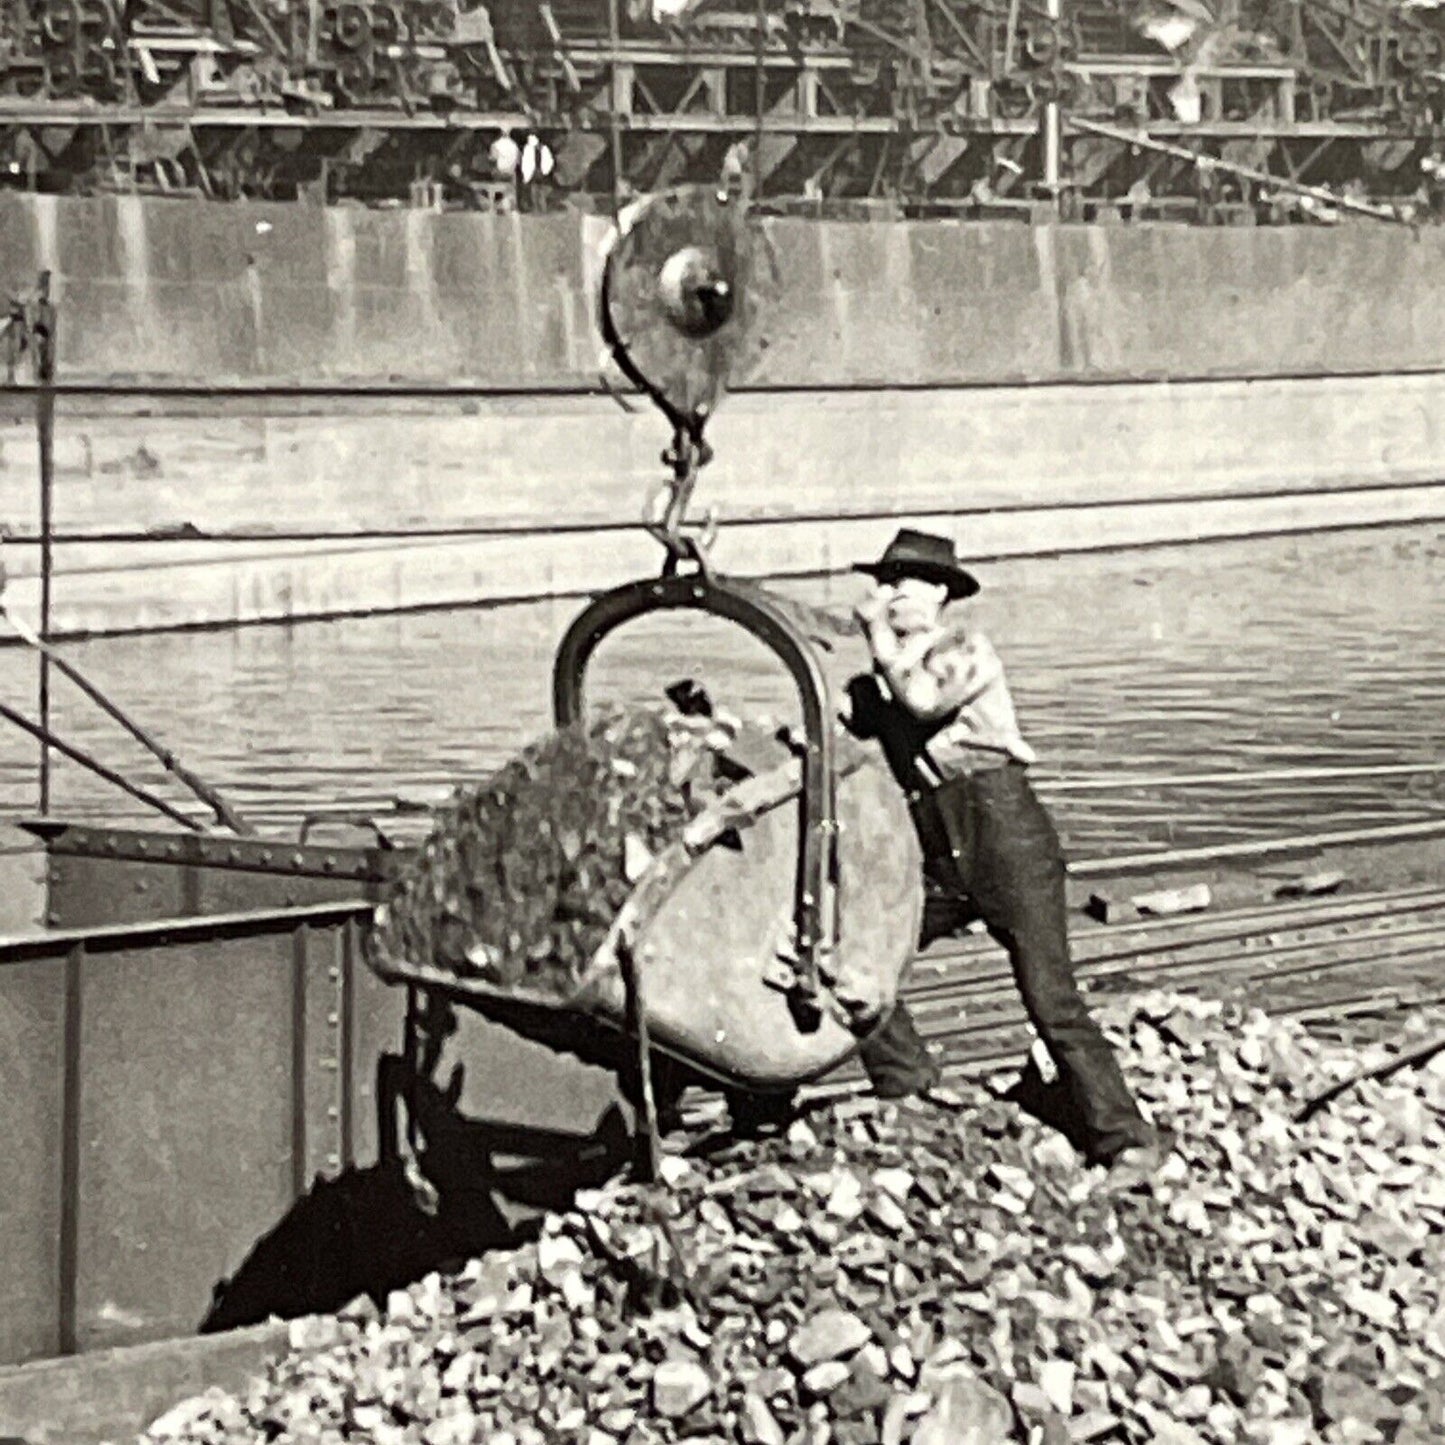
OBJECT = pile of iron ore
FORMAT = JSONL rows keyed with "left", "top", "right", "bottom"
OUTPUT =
{"left": 370, "top": 705, "right": 780, "bottom": 995}
{"left": 145, "top": 993, "right": 1445, "bottom": 1445}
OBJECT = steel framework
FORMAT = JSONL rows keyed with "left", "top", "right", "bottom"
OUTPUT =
{"left": 2, "top": 1, "right": 1445, "bottom": 216}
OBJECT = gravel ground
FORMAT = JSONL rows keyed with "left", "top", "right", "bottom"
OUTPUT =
{"left": 142, "top": 992, "right": 1445, "bottom": 1445}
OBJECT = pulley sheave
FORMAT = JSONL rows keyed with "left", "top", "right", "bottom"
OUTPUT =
{"left": 598, "top": 183, "right": 778, "bottom": 442}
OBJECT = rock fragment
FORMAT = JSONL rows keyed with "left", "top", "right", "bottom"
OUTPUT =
{"left": 789, "top": 1310, "right": 873, "bottom": 1369}
{"left": 739, "top": 1392, "right": 787, "bottom": 1445}
{"left": 651, "top": 1358, "right": 713, "bottom": 1418}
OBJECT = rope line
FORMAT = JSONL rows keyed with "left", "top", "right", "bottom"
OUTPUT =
{"left": 0, "top": 604, "right": 251, "bottom": 834}
{"left": 0, "top": 700, "right": 202, "bottom": 831}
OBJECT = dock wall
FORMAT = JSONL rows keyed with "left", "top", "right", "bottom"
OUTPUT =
{"left": 2, "top": 194, "right": 1444, "bottom": 635}
{"left": 4, "top": 193, "right": 1445, "bottom": 384}
{"left": 0, "top": 371, "right": 1444, "bottom": 636}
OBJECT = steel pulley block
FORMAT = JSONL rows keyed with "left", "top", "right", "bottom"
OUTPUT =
{"left": 333, "top": 51, "right": 375, "bottom": 98}
{"left": 331, "top": 2, "right": 372, "bottom": 50}
{"left": 1022, "top": 23, "right": 1060, "bottom": 66}
{"left": 1396, "top": 30, "right": 1442, "bottom": 74}
{"left": 599, "top": 183, "right": 778, "bottom": 441}
{"left": 43, "top": 48, "right": 80, "bottom": 97}
{"left": 369, "top": 3, "right": 405, "bottom": 47}
{"left": 38, "top": 1, "right": 79, "bottom": 47}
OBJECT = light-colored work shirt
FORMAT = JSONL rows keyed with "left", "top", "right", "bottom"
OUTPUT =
{"left": 880, "top": 622, "right": 1037, "bottom": 782}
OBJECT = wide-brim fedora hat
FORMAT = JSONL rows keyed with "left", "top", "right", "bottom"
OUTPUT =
{"left": 852, "top": 528, "right": 980, "bottom": 600}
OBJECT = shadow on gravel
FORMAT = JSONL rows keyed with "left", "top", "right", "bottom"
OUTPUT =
{"left": 201, "top": 1057, "right": 634, "bottom": 1336}
{"left": 202, "top": 895, "right": 1029, "bottom": 1335}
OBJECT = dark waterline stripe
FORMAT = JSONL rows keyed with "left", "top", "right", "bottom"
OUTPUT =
{"left": 8, "top": 362, "right": 1445, "bottom": 403}
{"left": 5, "top": 476, "right": 1445, "bottom": 546}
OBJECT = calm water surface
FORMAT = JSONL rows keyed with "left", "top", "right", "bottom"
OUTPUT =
{"left": 3, "top": 525, "right": 1443, "bottom": 858}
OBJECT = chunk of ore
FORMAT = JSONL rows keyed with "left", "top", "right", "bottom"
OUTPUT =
{"left": 373, "top": 705, "right": 764, "bottom": 997}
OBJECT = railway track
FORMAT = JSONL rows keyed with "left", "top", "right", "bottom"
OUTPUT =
{"left": 798, "top": 883, "right": 1445, "bottom": 1103}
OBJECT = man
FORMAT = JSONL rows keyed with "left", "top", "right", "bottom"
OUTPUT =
{"left": 847, "top": 529, "right": 1162, "bottom": 1180}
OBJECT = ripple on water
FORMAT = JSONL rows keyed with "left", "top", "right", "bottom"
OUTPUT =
{"left": 2, "top": 524, "right": 1443, "bottom": 856}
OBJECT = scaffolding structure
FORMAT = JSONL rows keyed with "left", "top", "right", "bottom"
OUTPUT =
{"left": 2, "top": 0, "right": 1444, "bottom": 217}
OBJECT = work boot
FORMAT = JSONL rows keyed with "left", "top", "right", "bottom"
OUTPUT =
{"left": 858, "top": 1002, "right": 943, "bottom": 1100}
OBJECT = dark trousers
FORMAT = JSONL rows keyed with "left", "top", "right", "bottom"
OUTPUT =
{"left": 857, "top": 763, "right": 1155, "bottom": 1165}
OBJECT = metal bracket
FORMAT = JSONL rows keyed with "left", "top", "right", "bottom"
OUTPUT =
{"left": 297, "top": 812, "right": 397, "bottom": 850}
{"left": 642, "top": 424, "right": 718, "bottom": 577}
{"left": 551, "top": 573, "right": 839, "bottom": 1001}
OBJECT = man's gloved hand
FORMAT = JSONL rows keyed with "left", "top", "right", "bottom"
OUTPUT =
{"left": 841, "top": 674, "right": 887, "bottom": 740}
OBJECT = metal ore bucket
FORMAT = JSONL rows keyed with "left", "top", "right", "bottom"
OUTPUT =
{"left": 367, "top": 577, "right": 923, "bottom": 1093}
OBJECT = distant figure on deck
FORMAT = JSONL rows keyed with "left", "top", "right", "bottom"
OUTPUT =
{"left": 846, "top": 529, "right": 1162, "bottom": 1183}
